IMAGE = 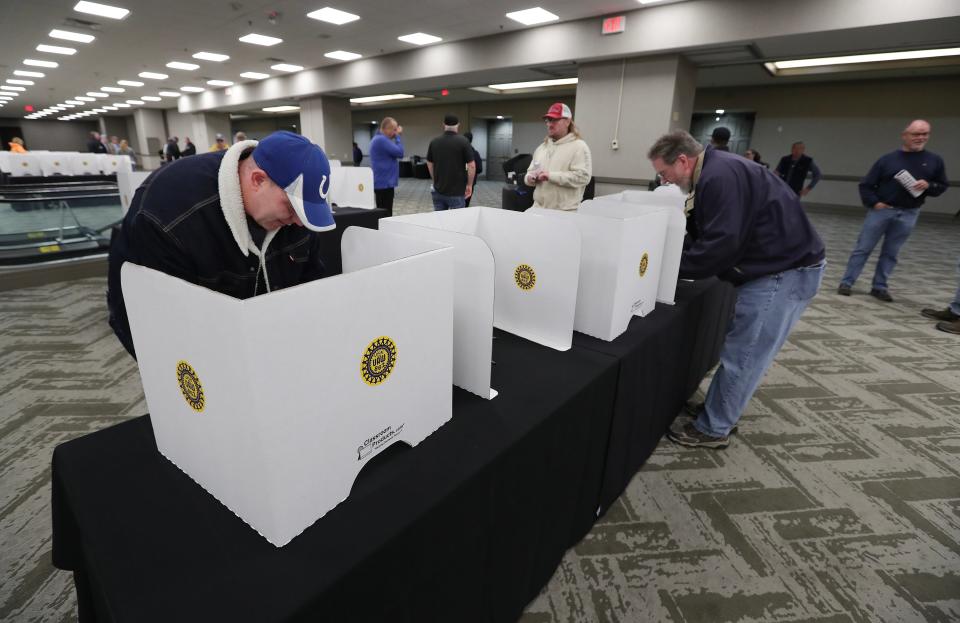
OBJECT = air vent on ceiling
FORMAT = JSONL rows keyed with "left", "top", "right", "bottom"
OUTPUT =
{"left": 62, "top": 17, "right": 102, "bottom": 31}
{"left": 685, "top": 45, "right": 761, "bottom": 66}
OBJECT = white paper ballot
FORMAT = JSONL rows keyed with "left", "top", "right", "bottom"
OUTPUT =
{"left": 894, "top": 169, "right": 924, "bottom": 198}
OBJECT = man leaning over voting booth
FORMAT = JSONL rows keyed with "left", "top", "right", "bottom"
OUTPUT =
{"left": 648, "top": 130, "right": 826, "bottom": 450}
{"left": 107, "top": 131, "right": 335, "bottom": 358}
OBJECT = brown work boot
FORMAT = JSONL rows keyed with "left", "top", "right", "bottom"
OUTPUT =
{"left": 922, "top": 307, "right": 959, "bottom": 322}
{"left": 936, "top": 319, "right": 960, "bottom": 334}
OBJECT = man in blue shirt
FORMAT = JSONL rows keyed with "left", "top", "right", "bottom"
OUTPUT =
{"left": 369, "top": 117, "right": 404, "bottom": 217}
{"left": 838, "top": 120, "right": 948, "bottom": 302}
{"left": 649, "top": 131, "right": 825, "bottom": 449}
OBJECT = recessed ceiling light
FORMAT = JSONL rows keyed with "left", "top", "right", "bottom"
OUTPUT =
{"left": 75, "top": 96, "right": 95, "bottom": 101}
{"left": 140, "top": 95, "right": 161, "bottom": 101}
{"left": 715, "top": 109, "right": 725, "bottom": 114}
{"left": 262, "top": 105, "right": 300, "bottom": 112}
{"left": 87, "top": 91, "right": 108, "bottom": 97}
{"left": 126, "top": 99, "right": 144, "bottom": 105}
{"left": 767, "top": 46, "right": 960, "bottom": 71}
{"left": 306, "top": 7, "right": 360, "bottom": 25}
{"left": 112, "top": 102, "right": 131, "bottom": 107}
{"left": 180, "top": 86, "right": 205, "bottom": 92}
{"left": 207, "top": 79, "right": 234, "bottom": 87}
{"left": 397, "top": 32, "right": 442, "bottom": 46}
{"left": 240, "top": 71, "right": 270, "bottom": 80}
{"left": 101, "top": 86, "right": 124, "bottom": 92}
{"left": 158, "top": 91, "right": 181, "bottom": 97}
{"left": 167, "top": 61, "right": 200, "bottom": 70}
{"left": 24, "top": 59, "right": 59, "bottom": 68}
{"left": 270, "top": 63, "right": 304, "bottom": 72}
{"left": 192, "top": 51, "right": 230, "bottom": 62}
{"left": 7, "top": 79, "right": 34, "bottom": 85}
{"left": 324, "top": 50, "right": 361, "bottom": 61}
{"left": 91, "top": 108, "right": 106, "bottom": 113}
{"left": 14, "top": 70, "right": 45, "bottom": 77}
{"left": 138, "top": 72, "right": 168, "bottom": 80}
{"left": 73, "top": 1, "right": 130, "bottom": 20}
{"left": 637, "top": 0, "right": 665, "bottom": 4}
{"left": 65, "top": 99, "right": 83, "bottom": 104}
{"left": 1, "top": 86, "right": 26, "bottom": 92}
{"left": 102, "top": 105, "right": 118, "bottom": 110}
{"left": 36, "top": 44, "right": 77, "bottom": 55}
{"left": 505, "top": 7, "right": 559, "bottom": 26}
{"left": 118, "top": 79, "right": 144, "bottom": 86}
{"left": 349, "top": 93, "right": 414, "bottom": 104}
{"left": 49, "top": 29, "right": 96, "bottom": 43}
{"left": 60, "top": 103, "right": 76, "bottom": 108}
{"left": 239, "top": 33, "right": 283, "bottom": 46}
{"left": 496, "top": 115, "right": 504, "bottom": 119}
{"left": 488, "top": 77, "right": 578, "bottom": 90}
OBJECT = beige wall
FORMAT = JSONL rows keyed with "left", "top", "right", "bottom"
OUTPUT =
{"left": 694, "top": 77, "right": 959, "bottom": 214}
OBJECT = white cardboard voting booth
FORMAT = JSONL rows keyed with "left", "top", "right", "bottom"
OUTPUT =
{"left": 382, "top": 207, "right": 580, "bottom": 356}
{"left": 37, "top": 153, "right": 74, "bottom": 176}
{"left": 121, "top": 227, "right": 454, "bottom": 547}
{"left": 6, "top": 153, "right": 41, "bottom": 177}
{"left": 69, "top": 153, "right": 103, "bottom": 176}
{"left": 589, "top": 189, "right": 687, "bottom": 305}
{"left": 116, "top": 168, "right": 151, "bottom": 216}
{"left": 529, "top": 205, "right": 668, "bottom": 341}
{"left": 98, "top": 153, "right": 131, "bottom": 174}
{"left": 329, "top": 167, "right": 375, "bottom": 209}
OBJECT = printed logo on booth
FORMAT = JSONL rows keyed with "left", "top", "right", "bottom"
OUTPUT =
{"left": 358, "top": 182, "right": 364, "bottom": 192}
{"left": 639, "top": 252, "right": 649, "bottom": 278}
{"left": 361, "top": 336, "right": 397, "bottom": 386}
{"left": 176, "top": 360, "right": 205, "bottom": 412}
{"left": 514, "top": 264, "right": 536, "bottom": 291}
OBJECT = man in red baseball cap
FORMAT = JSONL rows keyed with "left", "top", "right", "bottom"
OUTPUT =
{"left": 524, "top": 102, "right": 592, "bottom": 210}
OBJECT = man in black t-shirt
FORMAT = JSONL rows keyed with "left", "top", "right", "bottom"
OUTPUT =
{"left": 426, "top": 114, "right": 475, "bottom": 210}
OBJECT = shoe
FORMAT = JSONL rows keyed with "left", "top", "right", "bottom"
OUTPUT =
{"left": 922, "top": 307, "right": 960, "bottom": 322}
{"left": 936, "top": 319, "right": 960, "bottom": 335}
{"left": 680, "top": 402, "right": 738, "bottom": 434}
{"left": 668, "top": 422, "right": 730, "bottom": 449}
{"left": 837, "top": 284, "right": 852, "bottom": 296}
{"left": 870, "top": 289, "right": 894, "bottom": 302}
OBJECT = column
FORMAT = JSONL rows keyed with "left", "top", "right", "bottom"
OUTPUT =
{"left": 575, "top": 55, "right": 696, "bottom": 187}
{"left": 132, "top": 108, "right": 167, "bottom": 170}
{"left": 190, "top": 112, "right": 232, "bottom": 152}
{"left": 299, "top": 96, "right": 353, "bottom": 164}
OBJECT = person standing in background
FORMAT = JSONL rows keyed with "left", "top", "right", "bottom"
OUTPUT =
{"left": 181, "top": 137, "right": 197, "bottom": 157}
{"left": 463, "top": 131, "right": 483, "bottom": 207}
{"left": 234, "top": 131, "right": 247, "bottom": 145}
{"left": 524, "top": 103, "right": 592, "bottom": 211}
{"left": 118, "top": 139, "right": 137, "bottom": 169}
{"left": 775, "top": 141, "right": 821, "bottom": 197}
{"left": 369, "top": 117, "right": 404, "bottom": 217}
{"left": 744, "top": 148, "right": 768, "bottom": 168}
{"left": 8, "top": 137, "right": 27, "bottom": 153}
{"left": 837, "top": 119, "right": 948, "bottom": 302}
{"left": 87, "top": 131, "right": 107, "bottom": 154}
{"left": 209, "top": 134, "right": 229, "bottom": 152}
{"left": 709, "top": 126, "right": 731, "bottom": 151}
{"left": 426, "top": 114, "right": 475, "bottom": 211}
{"left": 352, "top": 142, "right": 363, "bottom": 166}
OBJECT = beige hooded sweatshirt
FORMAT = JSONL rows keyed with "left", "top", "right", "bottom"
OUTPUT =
{"left": 524, "top": 132, "right": 593, "bottom": 210}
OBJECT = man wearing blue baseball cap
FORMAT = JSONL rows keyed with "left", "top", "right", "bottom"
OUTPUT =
{"left": 107, "top": 130, "right": 335, "bottom": 358}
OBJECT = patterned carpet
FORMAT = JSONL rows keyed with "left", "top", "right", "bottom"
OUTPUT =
{"left": 1, "top": 181, "right": 958, "bottom": 622}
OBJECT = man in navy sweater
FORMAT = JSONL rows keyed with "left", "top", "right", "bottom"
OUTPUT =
{"left": 369, "top": 117, "right": 404, "bottom": 217}
{"left": 649, "top": 131, "right": 826, "bottom": 448}
{"left": 838, "top": 119, "right": 948, "bottom": 301}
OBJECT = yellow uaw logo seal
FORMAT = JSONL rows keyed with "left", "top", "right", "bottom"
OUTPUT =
{"left": 361, "top": 337, "right": 397, "bottom": 386}
{"left": 514, "top": 264, "right": 536, "bottom": 291}
{"left": 358, "top": 182, "right": 364, "bottom": 192}
{"left": 639, "top": 252, "right": 650, "bottom": 278}
{"left": 175, "top": 360, "right": 205, "bottom": 412}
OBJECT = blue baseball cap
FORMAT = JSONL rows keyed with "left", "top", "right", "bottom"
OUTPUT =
{"left": 252, "top": 131, "right": 335, "bottom": 232}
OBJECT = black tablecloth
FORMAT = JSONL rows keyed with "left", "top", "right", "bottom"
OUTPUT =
{"left": 318, "top": 207, "right": 386, "bottom": 275}
{"left": 52, "top": 279, "right": 735, "bottom": 623}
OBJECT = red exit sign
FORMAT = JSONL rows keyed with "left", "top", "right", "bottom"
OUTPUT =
{"left": 602, "top": 15, "right": 625, "bottom": 35}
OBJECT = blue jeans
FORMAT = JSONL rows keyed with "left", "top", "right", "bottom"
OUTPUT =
{"left": 952, "top": 257, "right": 960, "bottom": 316}
{"left": 431, "top": 191, "right": 466, "bottom": 211}
{"left": 696, "top": 262, "right": 825, "bottom": 437}
{"left": 840, "top": 207, "right": 919, "bottom": 291}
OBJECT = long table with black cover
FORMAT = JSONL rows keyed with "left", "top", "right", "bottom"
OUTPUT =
{"left": 52, "top": 278, "right": 734, "bottom": 623}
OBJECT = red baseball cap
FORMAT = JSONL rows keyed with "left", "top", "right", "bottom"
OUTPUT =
{"left": 543, "top": 102, "right": 572, "bottom": 120}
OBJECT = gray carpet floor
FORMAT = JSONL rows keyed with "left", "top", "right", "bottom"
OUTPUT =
{"left": 1, "top": 179, "right": 959, "bottom": 622}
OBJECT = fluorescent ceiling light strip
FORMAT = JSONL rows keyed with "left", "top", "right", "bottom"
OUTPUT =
{"left": 140, "top": 95, "right": 161, "bottom": 101}
{"left": 14, "top": 70, "right": 44, "bottom": 77}
{"left": 505, "top": 7, "right": 558, "bottom": 26}
{"left": 306, "top": 7, "right": 360, "bottom": 25}
{"left": 101, "top": 86, "right": 124, "bottom": 92}
{"left": 37, "top": 44, "right": 77, "bottom": 55}
{"left": 75, "top": 96, "right": 95, "bottom": 101}
{"left": 87, "top": 91, "right": 108, "bottom": 97}
{"left": 118, "top": 79, "right": 143, "bottom": 86}
{"left": 73, "top": 1, "right": 130, "bottom": 20}
{"left": 324, "top": 50, "right": 361, "bottom": 61}
{"left": 240, "top": 72, "right": 269, "bottom": 79}
{"left": 1, "top": 86, "right": 26, "bottom": 91}
{"left": 167, "top": 61, "right": 199, "bottom": 70}
{"left": 349, "top": 93, "right": 415, "bottom": 104}
{"left": 158, "top": 91, "right": 181, "bottom": 97}
{"left": 180, "top": 86, "right": 204, "bottom": 92}
{"left": 192, "top": 52, "right": 229, "bottom": 62}
{"left": 24, "top": 59, "right": 58, "bottom": 68}
{"left": 262, "top": 105, "right": 300, "bottom": 112}
{"left": 398, "top": 32, "right": 442, "bottom": 46}
{"left": 65, "top": 99, "right": 83, "bottom": 104}
{"left": 126, "top": 100, "right": 144, "bottom": 105}
{"left": 112, "top": 102, "right": 130, "bottom": 107}
{"left": 488, "top": 77, "right": 578, "bottom": 90}
{"left": 7, "top": 79, "right": 34, "bottom": 85}
{"left": 271, "top": 63, "right": 304, "bottom": 72}
{"left": 773, "top": 46, "right": 960, "bottom": 69}
{"left": 139, "top": 72, "right": 168, "bottom": 79}
{"left": 207, "top": 80, "right": 234, "bottom": 87}
{"left": 239, "top": 33, "right": 282, "bottom": 46}
{"left": 49, "top": 29, "right": 95, "bottom": 43}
